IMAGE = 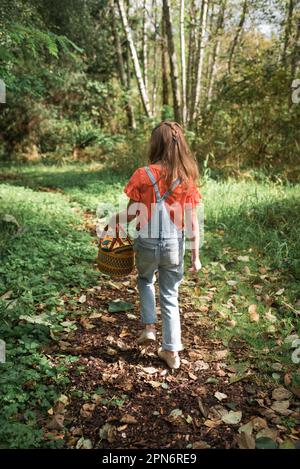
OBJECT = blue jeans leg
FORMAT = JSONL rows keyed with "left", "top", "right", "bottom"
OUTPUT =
{"left": 158, "top": 266, "right": 183, "bottom": 352}
{"left": 135, "top": 240, "right": 158, "bottom": 325}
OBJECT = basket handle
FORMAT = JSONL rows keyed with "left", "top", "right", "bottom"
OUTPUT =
{"left": 102, "top": 223, "right": 132, "bottom": 250}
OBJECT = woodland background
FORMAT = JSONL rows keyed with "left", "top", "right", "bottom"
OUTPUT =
{"left": 1, "top": 0, "right": 300, "bottom": 177}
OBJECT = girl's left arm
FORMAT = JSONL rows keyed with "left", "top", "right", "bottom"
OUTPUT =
{"left": 100, "top": 199, "right": 138, "bottom": 239}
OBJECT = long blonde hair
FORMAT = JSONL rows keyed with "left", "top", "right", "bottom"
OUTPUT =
{"left": 148, "top": 121, "right": 199, "bottom": 187}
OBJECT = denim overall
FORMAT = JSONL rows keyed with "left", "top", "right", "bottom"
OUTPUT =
{"left": 134, "top": 166, "right": 185, "bottom": 352}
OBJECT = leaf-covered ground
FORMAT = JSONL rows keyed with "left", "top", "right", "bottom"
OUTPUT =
{"left": 0, "top": 163, "right": 299, "bottom": 449}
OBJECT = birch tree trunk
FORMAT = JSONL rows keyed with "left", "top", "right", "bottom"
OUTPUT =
{"left": 180, "top": 0, "right": 187, "bottom": 124}
{"left": 282, "top": 0, "right": 294, "bottom": 65}
{"left": 151, "top": 0, "right": 158, "bottom": 116}
{"left": 192, "top": 0, "right": 209, "bottom": 121}
{"left": 161, "top": 9, "right": 169, "bottom": 111}
{"left": 111, "top": 0, "right": 136, "bottom": 128}
{"left": 142, "top": 0, "right": 149, "bottom": 94}
{"left": 163, "top": 0, "right": 182, "bottom": 123}
{"left": 116, "top": 0, "right": 152, "bottom": 117}
{"left": 289, "top": 11, "right": 300, "bottom": 107}
{"left": 206, "top": 0, "right": 227, "bottom": 109}
{"left": 227, "top": 0, "right": 248, "bottom": 74}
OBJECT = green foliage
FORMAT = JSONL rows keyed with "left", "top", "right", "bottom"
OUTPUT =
{"left": 0, "top": 182, "right": 98, "bottom": 448}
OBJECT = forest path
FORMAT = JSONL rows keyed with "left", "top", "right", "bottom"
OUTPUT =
{"left": 44, "top": 211, "right": 297, "bottom": 450}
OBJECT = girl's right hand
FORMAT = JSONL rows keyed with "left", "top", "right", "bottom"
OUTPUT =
{"left": 189, "top": 258, "right": 202, "bottom": 272}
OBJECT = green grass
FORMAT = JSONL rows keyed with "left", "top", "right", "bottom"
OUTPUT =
{"left": 0, "top": 161, "right": 299, "bottom": 447}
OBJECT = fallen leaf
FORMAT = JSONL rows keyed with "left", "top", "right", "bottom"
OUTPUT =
{"left": 58, "top": 395, "right": 69, "bottom": 406}
{"left": 126, "top": 313, "right": 137, "bottom": 320}
{"left": 279, "top": 439, "right": 295, "bottom": 449}
{"left": 80, "top": 403, "right": 96, "bottom": 418}
{"left": 0, "top": 290, "right": 13, "bottom": 300}
{"left": 204, "top": 419, "right": 221, "bottom": 428}
{"left": 108, "top": 300, "right": 134, "bottom": 313}
{"left": 101, "top": 315, "right": 117, "bottom": 324}
{"left": 214, "top": 391, "right": 228, "bottom": 401}
{"left": 189, "top": 372, "right": 198, "bottom": 380}
{"left": 237, "top": 256, "right": 250, "bottom": 262}
{"left": 78, "top": 294, "right": 86, "bottom": 304}
{"left": 192, "top": 441, "right": 211, "bottom": 449}
{"left": 141, "top": 366, "right": 159, "bottom": 375}
{"left": 271, "top": 400, "right": 291, "bottom": 416}
{"left": 221, "top": 411, "right": 242, "bottom": 425}
{"left": 208, "top": 405, "right": 228, "bottom": 421}
{"left": 47, "top": 414, "right": 64, "bottom": 430}
{"left": 197, "top": 397, "right": 209, "bottom": 418}
{"left": 149, "top": 381, "right": 161, "bottom": 388}
{"left": 76, "top": 437, "right": 93, "bottom": 449}
{"left": 275, "top": 288, "right": 285, "bottom": 296}
{"left": 248, "top": 304, "right": 260, "bottom": 322}
{"left": 99, "top": 423, "right": 116, "bottom": 443}
{"left": 250, "top": 416, "right": 268, "bottom": 431}
{"left": 227, "top": 280, "right": 238, "bottom": 286}
{"left": 255, "top": 437, "right": 278, "bottom": 449}
{"left": 256, "top": 428, "right": 278, "bottom": 440}
{"left": 89, "top": 312, "right": 102, "bottom": 319}
{"left": 238, "top": 432, "right": 255, "bottom": 449}
{"left": 80, "top": 318, "right": 95, "bottom": 330}
{"left": 238, "top": 421, "right": 253, "bottom": 435}
{"left": 120, "top": 415, "right": 138, "bottom": 425}
{"left": 194, "top": 360, "right": 209, "bottom": 371}
{"left": 167, "top": 409, "right": 185, "bottom": 424}
{"left": 272, "top": 387, "right": 292, "bottom": 401}
{"left": 265, "top": 310, "right": 277, "bottom": 323}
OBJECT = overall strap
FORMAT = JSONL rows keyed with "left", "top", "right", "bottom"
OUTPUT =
{"left": 161, "top": 177, "right": 181, "bottom": 201}
{"left": 145, "top": 166, "right": 161, "bottom": 202}
{"left": 145, "top": 166, "right": 181, "bottom": 202}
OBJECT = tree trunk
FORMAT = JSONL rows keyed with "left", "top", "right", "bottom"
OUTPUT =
{"left": 142, "top": 0, "right": 149, "bottom": 93}
{"left": 151, "top": 0, "right": 158, "bottom": 116}
{"left": 116, "top": 0, "right": 152, "bottom": 117}
{"left": 111, "top": 0, "right": 136, "bottom": 129}
{"left": 206, "top": 0, "right": 226, "bottom": 109}
{"left": 282, "top": 0, "right": 294, "bottom": 65}
{"left": 289, "top": 11, "right": 300, "bottom": 107}
{"left": 186, "top": 0, "right": 197, "bottom": 123}
{"left": 192, "top": 0, "right": 209, "bottom": 121}
{"left": 180, "top": 0, "right": 187, "bottom": 124}
{"left": 163, "top": 0, "right": 182, "bottom": 123}
{"left": 227, "top": 0, "right": 248, "bottom": 74}
{"left": 161, "top": 8, "right": 169, "bottom": 110}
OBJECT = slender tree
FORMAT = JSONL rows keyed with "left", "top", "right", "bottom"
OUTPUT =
{"left": 186, "top": 0, "right": 197, "bottom": 123}
{"left": 151, "top": 0, "right": 159, "bottom": 116}
{"left": 192, "top": 0, "right": 209, "bottom": 121}
{"left": 116, "top": 0, "right": 152, "bottom": 117}
{"left": 282, "top": 0, "right": 295, "bottom": 65}
{"left": 206, "top": 0, "right": 227, "bottom": 109}
{"left": 111, "top": 0, "right": 136, "bottom": 128}
{"left": 161, "top": 8, "right": 169, "bottom": 111}
{"left": 227, "top": 0, "right": 248, "bottom": 74}
{"left": 163, "top": 0, "right": 182, "bottom": 123}
{"left": 180, "top": 0, "right": 187, "bottom": 124}
{"left": 142, "top": 0, "right": 149, "bottom": 93}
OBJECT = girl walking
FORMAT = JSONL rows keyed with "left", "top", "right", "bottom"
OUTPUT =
{"left": 103, "top": 121, "right": 201, "bottom": 369}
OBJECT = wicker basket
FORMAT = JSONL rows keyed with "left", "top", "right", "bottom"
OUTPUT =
{"left": 97, "top": 224, "right": 134, "bottom": 277}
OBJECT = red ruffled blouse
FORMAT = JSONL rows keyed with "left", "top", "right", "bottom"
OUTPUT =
{"left": 124, "top": 164, "right": 201, "bottom": 230}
